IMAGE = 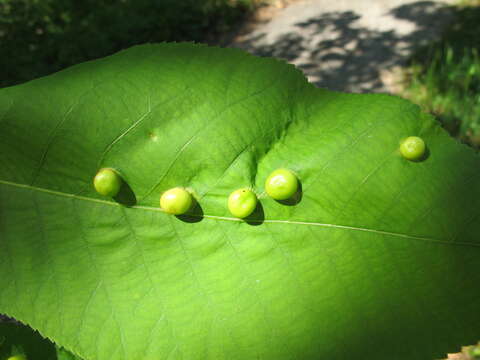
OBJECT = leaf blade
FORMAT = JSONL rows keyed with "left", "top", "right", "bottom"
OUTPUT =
{"left": 1, "top": 43, "right": 479, "bottom": 360}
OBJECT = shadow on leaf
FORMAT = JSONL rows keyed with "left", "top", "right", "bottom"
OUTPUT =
{"left": 245, "top": 201, "right": 265, "bottom": 226}
{"left": 113, "top": 180, "right": 137, "bottom": 207}
{"left": 176, "top": 198, "right": 204, "bottom": 223}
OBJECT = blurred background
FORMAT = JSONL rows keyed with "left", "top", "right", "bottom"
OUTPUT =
{"left": 0, "top": 0, "right": 262, "bottom": 86}
{"left": 0, "top": 0, "right": 479, "bottom": 148}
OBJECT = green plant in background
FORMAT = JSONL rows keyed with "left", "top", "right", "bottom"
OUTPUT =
{"left": 404, "top": 46, "right": 480, "bottom": 147}
{"left": 0, "top": 322, "right": 56, "bottom": 360}
{"left": 472, "top": 344, "right": 480, "bottom": 359}
{"left": 0, "top": 43, "right": 479, "bottom": 360}
{"left": 0, "top": 0, "right": 262, "bottom": 87}
{"left": 402, "top": 2, "right": 480, "bottom": 148}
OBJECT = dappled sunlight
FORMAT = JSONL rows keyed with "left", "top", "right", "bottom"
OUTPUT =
{"left": 231, "top": 1, "right": 453, "bottom": 92}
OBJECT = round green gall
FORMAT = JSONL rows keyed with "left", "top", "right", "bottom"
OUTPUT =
{"left": 400, "top": 136, "right": 426, "bottom": 161}
{"left": 228, "top": 188, "right": 257, "bottom": 218}
{"left": 265, "top": 168, "right": 299, "bottom": 200}
{"left": 93, "top": 168, "right": 122, "bottom": 197}
{"left": 160, "top": 187, "right": 193, "bottom": 215}
{"left": 8, "top": 356, "right": 26, "bottom": 360}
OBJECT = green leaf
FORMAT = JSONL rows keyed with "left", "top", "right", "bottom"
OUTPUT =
{"left": 0, "top": 43, "right": 479, "bottom": 360}
{"left": 56, "top": 346, "right": 83, "bottom": 360}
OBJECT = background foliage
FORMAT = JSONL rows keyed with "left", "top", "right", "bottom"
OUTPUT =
{"left": 0, "top": 321, "right": 56, "bottom": 360}
{"left": 402, "top": 1, "right": 480, "bottom": 148}
{"left": 0, "top": 0, "right": 261, "bottom": 87}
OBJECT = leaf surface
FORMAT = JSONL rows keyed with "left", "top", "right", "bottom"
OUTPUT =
{"left": 0, "top": 43, "right": 479, "bottom": 360}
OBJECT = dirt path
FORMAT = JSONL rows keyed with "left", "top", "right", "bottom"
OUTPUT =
{"left": 228, "top": 0, "right": 456, "bottom": 93}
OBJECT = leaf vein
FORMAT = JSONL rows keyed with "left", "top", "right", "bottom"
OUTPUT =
{"left": 1, "top": 179, "right": 478, "bottom": 248}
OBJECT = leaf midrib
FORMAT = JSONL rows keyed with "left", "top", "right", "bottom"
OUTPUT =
{"left": 1, "top": 178, "right": 478, "bottom": 248}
